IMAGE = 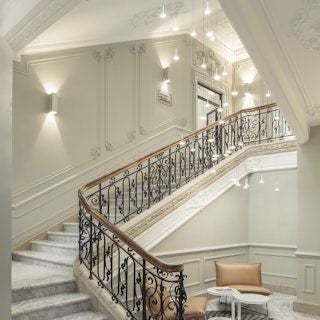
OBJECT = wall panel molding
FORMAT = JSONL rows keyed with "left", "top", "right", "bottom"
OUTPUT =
{"left": 303, "top": 264, "right": 316, "bottom": 294}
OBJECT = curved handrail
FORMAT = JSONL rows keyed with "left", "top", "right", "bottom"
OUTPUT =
{"left": 82, "top": 103, "right": 277, "bottom": 190}
{"left": 79, "top": 189, "right": 184, "bottom": 273}
{"left": 79, "top": 102, "right": 279, "bottom": 274}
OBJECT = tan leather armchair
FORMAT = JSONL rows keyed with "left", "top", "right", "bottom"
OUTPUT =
{"left": 146, "top": 281, "right": 208, "bottom": 319}
{"left": 214, "top": 261, "right": 271, "bottom": 296}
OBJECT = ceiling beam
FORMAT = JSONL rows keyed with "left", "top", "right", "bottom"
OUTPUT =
{"left": 219, "top": 0, "right": 310, "bottom": 144}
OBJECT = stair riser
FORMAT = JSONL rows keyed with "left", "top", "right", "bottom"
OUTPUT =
{"left": 48, "top": 234, "right": 78, "bottom": 244}
{"left": 12, "top": 299, "right": 91, "bottom": 320}
{"left": 12, "top": 281, "right": 77, "bottom": 303}
{"left": 63, "top": 225, "right": 78, "bottom": 233}
{"left": 12, "top": 254, "right": 73, "bottom": 273}
{"left": 31, "top": 243, "right": 77, "bottom": 257}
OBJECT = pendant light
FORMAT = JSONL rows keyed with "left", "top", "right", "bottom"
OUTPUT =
{"left": 204, "top": 0, "right": 211, "bottom": 15}
{"left": 222, "top": 66, "right": 228, "bottom": 76}
{"left": 172, "top": 16, "right": 179, "bottom": 31}
{"left": 206, "top": 31, "right": 214, "bottom": 38}
{"left": 173, "top": 48, "right": 180, "bottom": 61}
{"left": 231, "top": 88, "right": 238, "bottom": 96}
{"left": 259, "top": 174, "right": 265, "bottom": 184}
{"left": 190, "top": 0, "right": 197, "bottom": 37}
{"left": 213, "top": 69, "right": 221, "bottom": 80}
{"left": 243, "top": 177, "right": 250, "bottom": 189}
{"left": 201, "top": 56, "right": 207, "bottom": 69}
{"left": 160, "top": 4, "right": 166, "bottom": 19}
{"left": 266, "top": 90, "right": 271, "bottom": 98}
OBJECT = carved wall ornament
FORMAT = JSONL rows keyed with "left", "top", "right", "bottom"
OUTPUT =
{"left": 104, "top": 48, "right": 114, "bottom": 62}
{"left": 138, "top": 43, "right": 146, "bottom": 56}
{"left": 127, "top": 130, "right": 136, "bottom": 142}
{"left": 130, "top": 45, "right": 137, "bottom": 55}
{"left": 105, "top": 141, "right": 113, "bottom": 152}
{"left": 139, "top": 126, "right": 146, "bottom": 135}
{"left": 306, "top": 105, "right": 320, "bottom": 119}
{"left": 130, "top": 0, "right": 185, "bottom": 28}
{"left": 290, "top": 0, "right": 320, "bottom": 53}
{"left": 90, "top": 146, "right": 101, "bottom": 159}
{"left": 193, "top": 45, "right": 222, "bottom": 75}
{"left": 92, "top": 50, "right": 101, "bottom": 62}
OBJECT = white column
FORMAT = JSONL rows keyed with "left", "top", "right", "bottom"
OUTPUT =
{"left": 0, "top": 37, "right": 13, "bottom": 319}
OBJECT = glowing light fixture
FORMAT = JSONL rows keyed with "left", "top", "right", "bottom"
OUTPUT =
{"left": 243, "top": 177, "right": 250, "bottom": 189}
{"left": 173, "top": 48, "right": 180, "bottom": 61}
{"left": 213, "top": 69, "right": 221, "bottom": 81}
{"left": 266, "top": 90, "right": 271, "bottom": 98}
{"left": 205, "top": 100, "right": 210, "bottom": 108}
{"left": 217, "top": 107, "right": 223, "bottom": 113}
{"left": 206, "top": 31, "right": 213, "bottom": 38}
{"left": 201, "top": 57, "right": 207, "bottom": 69}
{"left": 259, "top": 174, "right": 265, "bottom": 184}
{"left": 204, "top": 1, "right": 211, "bottom": 15}
{"left": 231, "top": 88, "right": 238, "bottom": 96}
{"left": 172, "top": 18, "right": 179, "bottom": 31}
{"left": 223, "top": 101, "right": 229, "bottom": 107}
{"left": 191, "top": 26, "right": 197, "bottom": 37}
{"left": 222, "top": 66, "right": 227, "bottom": 76}
{"left": 48, "top": 93, "right": 58, "bottom": 115}
{"left": 160, "top": 4, "right": 166, "bottom": 19}
{"left": 162, "top": 67, "right": 170, "bottom": 84}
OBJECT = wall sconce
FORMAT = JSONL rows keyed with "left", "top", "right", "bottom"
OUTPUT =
{"left": 162, "top": 67, "right": 170, "bottom": 84}
{"left": 48, "top": 93, "right": 58, "bottom": 115}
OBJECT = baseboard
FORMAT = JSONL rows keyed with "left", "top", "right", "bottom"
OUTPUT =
{"left": 264, "top": 282, "right": 296, "bottom": 296}
{"left": 293, "top": 299, "right": 320, "bottom": 316}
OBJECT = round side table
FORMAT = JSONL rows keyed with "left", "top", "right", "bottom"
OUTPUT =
{"left": 207, "top": 287, "right": 240, "bottom": 320}
{"left": 233, "top": 293, "right": 269, "bottom": 320}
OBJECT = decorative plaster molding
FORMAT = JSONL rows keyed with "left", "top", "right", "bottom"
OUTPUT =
{"left": 127, "top": 130, "right": 136, "bottom": 143}
{"left": 130, "top": 0, "right": 185, "bottom": 28}
{"left": 92, "top": 50, "right": 102, "bottom": 62}
{"left": 129, "top": 45, "right": 136, "bottom": 55}
{"left": 306, "top": 105, "right": 320, "bottom": 119}
{"left": 90, "top": 146, "right": 101, "bottom": 159}
{"left": 139, "top": 126, "right": 146, "bottom": 135}
{"left": 295, "top": 251, "right": 320, "bottom": 259}
{"left": 104, "top": 47, "right": 114, "bottom": 62}
{"left": 138, "top": 43, "right": 146, "bottom": 56}
{"left": 125, "top": 141, "right": 297, "bottom": 247}
{"left": 290, "top": 1, "right": 320, "bottom": 54}
{"left": 5, "top": 0, "right": 81, "bottom": 52}
{"left": 105, "top": 141, "right": 113, "bottom": 152}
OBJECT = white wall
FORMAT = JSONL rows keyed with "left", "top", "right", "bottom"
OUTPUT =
{"left": 152, "top": 169, "right": 298, "bottom": 294}
{"left": 296, "top": 126, "right": 320, "bottom": 305}
{"left": 0, "top": 37, "right": 12, "bottom": 320}
{"left": 12, "top": 35, "right": 196, "bottom": 246}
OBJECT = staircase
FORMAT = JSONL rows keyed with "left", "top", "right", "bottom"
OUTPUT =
{"left": 12, "top": 222, "right": 107, "bottom": 320}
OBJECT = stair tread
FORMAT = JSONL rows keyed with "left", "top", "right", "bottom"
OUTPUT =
{"left": 13, "top": 250, "right": 75, "bottom": 266}
{"left": 47, "top": 231, "right": 78, "bottom": 236}
{"left": 12, "top": 292, "right": 90, "bottom": 316}
{"left": 31, "top": 239, "right": 77, "bottom": 249}
{"left": 53, "top": 311, "right": 107, "bottom": 320}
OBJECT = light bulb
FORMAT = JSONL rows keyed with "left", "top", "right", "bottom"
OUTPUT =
{"left": 259, "top": 174, "right": 265, "bottom": 184}
{"left": 201, "top": 57, "right": 207, "bottom": 69}
{"left": 173, "top": 48, "right": 180, "bottom": 61}
{"left": 160, "top": 5, "right": 166, "bottom": 19}
{"left": 231, "top": 89, "right": 238, "bottom": 96}
{"left": 243, "top": 177, "right": 250, "bottom": 189}
{"left": 213, "top": 71, "right": 221, "bottom": 81}
{"left": 205, "top": 101, "right": 210, "bottom": 108}
{"left": 206, "top": 31, "right": 213, "bottom": 38}
{"left": 223, "top": 102, "right": 228, "bottom": 107}
{"left": 205, "top": 1, "right": 211, "bottom": 15}
{"left": 172, "top": 18, "right": 179, "bottom": 31}
{"left": 275, "top": 186, "right": 280, "bottom": 192}
{"left": 266, "top": 90, "right": 271, "bottom": 98}
{"left": 191, "top": 26, "right": 197, "bottom": 37}
{"left": 222, "top": 66, "right": 227, "bottom": 76}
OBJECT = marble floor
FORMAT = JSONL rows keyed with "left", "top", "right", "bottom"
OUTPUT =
{"left": 207, "top": 293, "right": 320, "bottom": 320}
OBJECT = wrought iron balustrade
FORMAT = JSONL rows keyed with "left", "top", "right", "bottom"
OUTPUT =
{"left": 78, "top": 103, "right": 293, "bottom": 320}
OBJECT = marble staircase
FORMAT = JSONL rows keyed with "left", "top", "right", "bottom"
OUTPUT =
{"left": 12, "top": 222, "right": 107, "bottom": 320}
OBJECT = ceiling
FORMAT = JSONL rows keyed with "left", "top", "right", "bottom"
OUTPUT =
{"left": 21, "top": 0, "right": 247, "bottom": 61}
{"left": 220, "top": 0, "right": 320, "bottom": 143}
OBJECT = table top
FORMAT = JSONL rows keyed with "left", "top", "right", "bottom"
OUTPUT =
{"left": 207, "top": 287, "right": 239, "bottom": 297}
{"left": 233, "top": 293, "right": 269, "bottom": 304}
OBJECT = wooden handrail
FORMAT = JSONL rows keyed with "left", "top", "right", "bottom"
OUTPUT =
{"left": 78, "top": 189, "right": 184, "bottom": 273}
{"left": 79, "top": 103, "right": 277, "bottom": 273}
{"left": 82, "top": 103, "right": 277, "bottom": 190}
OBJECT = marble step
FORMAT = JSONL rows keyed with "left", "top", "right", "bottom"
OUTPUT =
{"left": 12, "top": 293, "right": 91, "bottom": 320}
{"left": 53, "top": 311, "right": 108, "bottom": 320}
{"left": 30, "top": 240, "right": 78, "bottom": 257}
{"left": 12, "top": 250, "right": 75, "bottom": 272}
{"left": 12, "top": 275, "right": 77, "bottom": 303}
{"left": 63, "top": 222, "right": 79, "bottom": 233}
{"left": 47, "top": 231, "right": 78, "bottom": 244}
